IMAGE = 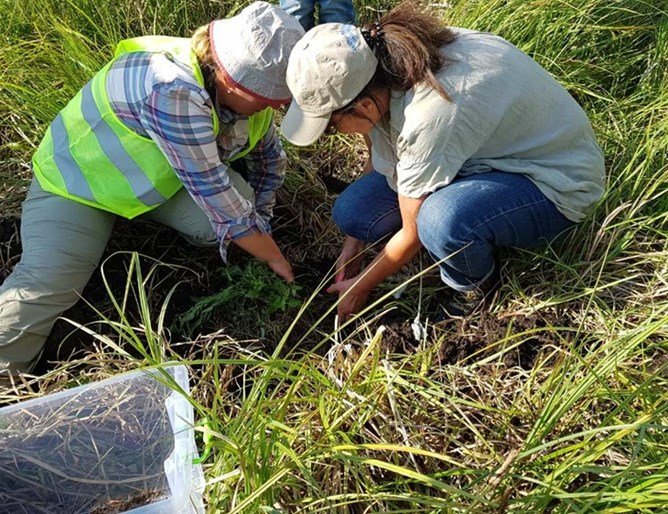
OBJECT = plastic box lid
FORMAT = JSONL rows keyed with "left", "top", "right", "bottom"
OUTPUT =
{"left": 0, "top": 365, "right": 205, "bottom": 514}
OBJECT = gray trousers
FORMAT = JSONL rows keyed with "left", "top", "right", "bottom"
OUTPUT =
{"left": 0, "top": 174, "right": 253, "bottom": 373}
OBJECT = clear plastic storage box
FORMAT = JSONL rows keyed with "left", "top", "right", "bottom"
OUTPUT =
{"left": 0, "top": 365, "right": 205, "bottom": 514}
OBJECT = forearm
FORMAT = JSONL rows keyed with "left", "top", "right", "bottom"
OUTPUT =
{"left": 233, "top": 229, "right": 294, "bottom": 282}
{"left": 354, "top": 228, "right": 422, "bottom": 293}
{"left": 233, "top": 230, "right": 283, "bottom": 262}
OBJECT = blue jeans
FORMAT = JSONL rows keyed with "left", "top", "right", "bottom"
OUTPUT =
{"left": 332, "top": 171, "right": 575, "bottom": 291}
{"left": 280, "top": 0, "right": 355, "bottom": 31}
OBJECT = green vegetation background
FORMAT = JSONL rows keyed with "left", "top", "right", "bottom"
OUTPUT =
{"left": 0, "top": 0, "right": 666, "bottom": 512}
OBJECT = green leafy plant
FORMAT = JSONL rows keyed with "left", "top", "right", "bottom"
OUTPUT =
{"left": 174, "top": 261, "right": 302, "bottom": 336}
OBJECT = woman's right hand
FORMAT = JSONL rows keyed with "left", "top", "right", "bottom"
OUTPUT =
{"left": 267, "top": 255, "right": 295, "bottom": 283}
{"left": 334, "top": 236, "right": 365, "bottom": 283}
{"left": 234, "top": 231, "right": 294, "bottom": 283}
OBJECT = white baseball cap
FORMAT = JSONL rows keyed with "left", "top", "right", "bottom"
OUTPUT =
{"left": 280, "top": 23, "right": 378, "bottom": 146}
{"left": 210, "top": 1, "right": 305, "bottom": 107}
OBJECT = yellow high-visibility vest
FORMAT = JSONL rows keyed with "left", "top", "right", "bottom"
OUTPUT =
{"left": 32, "top": 36, "right": 273, "bottom": 218}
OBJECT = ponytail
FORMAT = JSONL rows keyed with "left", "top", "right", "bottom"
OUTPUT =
{"left": 339, "top": 1, "right": 455, "bottom": 115}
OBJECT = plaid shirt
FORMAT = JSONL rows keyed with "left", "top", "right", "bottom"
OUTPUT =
{"left": 106, "top": 51, "right": 286, "bottom": 261}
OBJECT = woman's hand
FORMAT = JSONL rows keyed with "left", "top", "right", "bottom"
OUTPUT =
{"left": 234, "top": 231, "right": 294, "bottom": 282}
{"left": 327, "top": 194, "right": 427, "bottom": 320}
{"left": 334, "top": 236, "right": 365, "bottom": 283}
{"left": 326, "top": 276, "right": 370, "bottom": 321}
{"left": 266, "top": 255, "right": 295, "bottom": 283}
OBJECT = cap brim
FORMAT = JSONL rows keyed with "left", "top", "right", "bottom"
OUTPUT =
{"left": 280, "top": 100, "right": 330, "bottom": 146}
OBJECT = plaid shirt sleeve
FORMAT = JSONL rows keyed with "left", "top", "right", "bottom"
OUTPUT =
{"left": 139, "top": 82, "right": 267, "bottom": 262}
{"left": 242, "top": 123, "right": 287, "bottom": 229}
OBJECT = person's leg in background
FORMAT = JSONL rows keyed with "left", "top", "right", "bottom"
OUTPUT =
{"left": 318, "top": 0, "right": 355, "bottom": 25}
{"left": 0, "top": 179, "right": 115, "bottom": 374}
{"left": 280, "top": 0, "right": 317, "bottom": 31}
{"left": 416, "top": 171, "right": 575, "bottom": 315}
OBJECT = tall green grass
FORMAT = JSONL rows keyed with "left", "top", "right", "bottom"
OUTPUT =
{"left": 0, "top": 0, "right": 666, "bottom": 512}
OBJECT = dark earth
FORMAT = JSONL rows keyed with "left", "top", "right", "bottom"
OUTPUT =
{"left": 0, "top": 199, "right": 556, "bottom": 378}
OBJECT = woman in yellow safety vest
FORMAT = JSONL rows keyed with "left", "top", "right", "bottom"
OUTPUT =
{"left": 0, "top": 1, "right": 304, "bottom": 375}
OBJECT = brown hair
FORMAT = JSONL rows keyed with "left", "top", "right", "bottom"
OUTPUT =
{"left": 335, "top": 1, "right": 455, "bottom": 118}
{"left": 191, "top": 23, "right": 218, "bottom": 93}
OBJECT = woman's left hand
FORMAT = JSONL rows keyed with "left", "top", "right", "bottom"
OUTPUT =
{"left": 326, "top": 277, "right": 370, "bottom": 322}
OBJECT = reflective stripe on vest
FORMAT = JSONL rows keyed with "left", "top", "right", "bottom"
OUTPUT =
{"left": 32, "top": 36, "right": 273, "bottom": 219}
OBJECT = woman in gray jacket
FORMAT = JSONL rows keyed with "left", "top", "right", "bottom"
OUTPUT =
{"left": 281, "top": 2, "right": 605, "bottom": 321}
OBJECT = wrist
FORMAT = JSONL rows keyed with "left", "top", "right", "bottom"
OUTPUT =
{"left": 351, "top": 274, "right": 374, "bottom": 295}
